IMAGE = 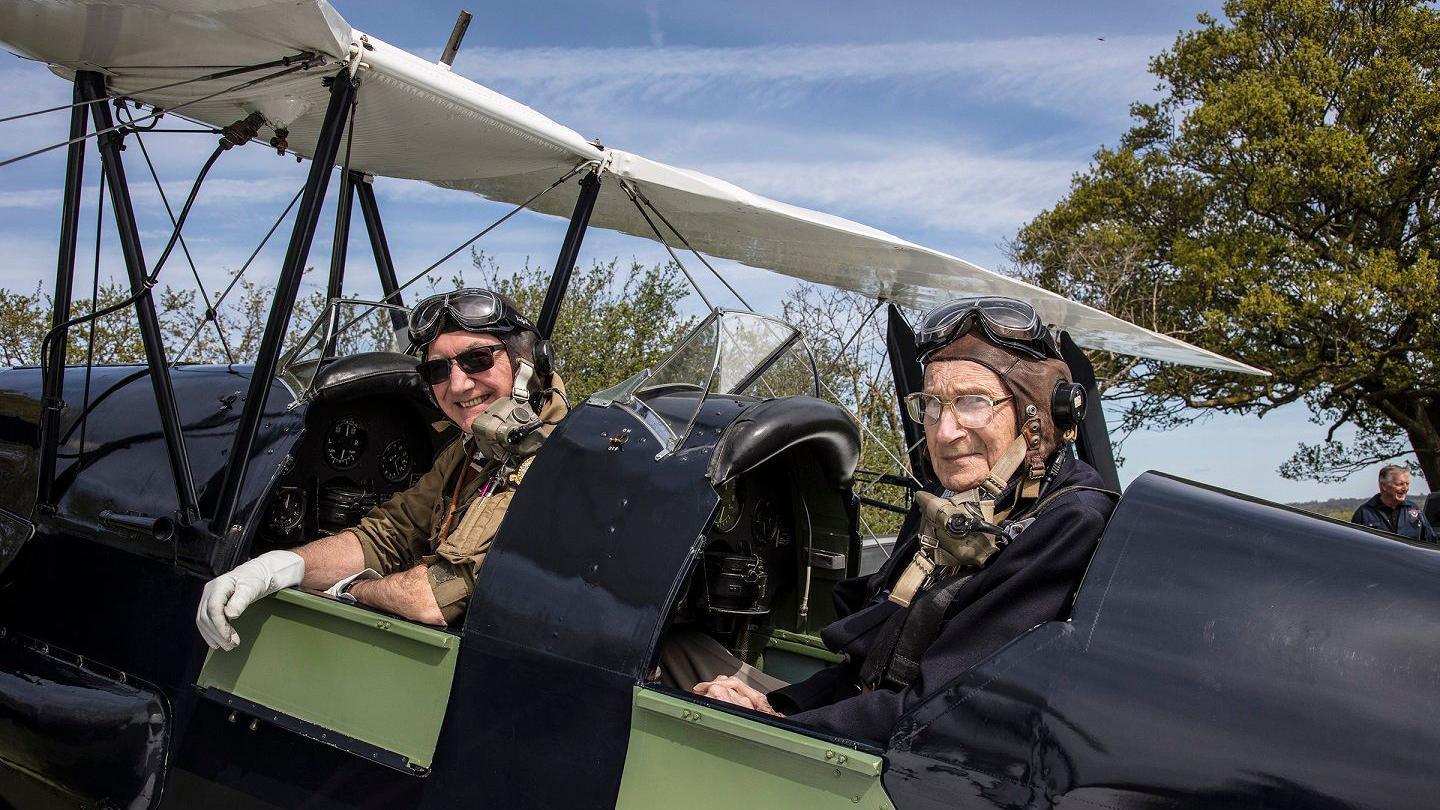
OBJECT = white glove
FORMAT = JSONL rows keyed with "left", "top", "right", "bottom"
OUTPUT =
{"left": 196, "top": 550, "right": 305, "bottom": 651}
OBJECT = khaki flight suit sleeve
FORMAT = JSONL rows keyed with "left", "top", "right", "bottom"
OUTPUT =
{"left": 351, "top": 438, "right": 464, "bottom": 575}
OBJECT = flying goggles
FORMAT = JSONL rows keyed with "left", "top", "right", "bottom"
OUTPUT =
{"left": 407, "top": 288, "right": 535, "bottom": 350}
{"left": 915, "top": 297, "right": 1060, "bottom": 362}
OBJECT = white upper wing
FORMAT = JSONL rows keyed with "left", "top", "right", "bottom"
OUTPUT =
{"left": 0, "top": 0, "right": 1264, "bottom": 374}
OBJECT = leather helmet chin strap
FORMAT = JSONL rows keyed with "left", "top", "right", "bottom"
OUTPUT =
{"left": 510, "top": 357, "right": 536, "bottom": 401}
{"left": 979, "top": 432, "right": 1043, "bottom": 503}
{"left": 889, "top": 432, "right": 1036, "bottom": 608}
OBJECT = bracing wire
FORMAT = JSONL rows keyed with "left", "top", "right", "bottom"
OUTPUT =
{"left": 0, "top": 53, "right": 320, "bottom": 126}
{"left": 39, "top": 143, "right": 226, "bottom": 381}
{"left": 0, "top": 58, "right": 323, "bottom": 170}
{"left": 126, "top": 108, "right": 234, "bottom": 364}
{"left": 829, "top": 299, "right": 883, "bottom": 368}
{"left": 171, "top": 184, "right": 305, "bottom": 366}
{"left": 816, "top": 368, "right": 924, "bottom": 491}
{"left": 626, "top": 184, "right": 754, "bottom": 312}
{"left": 618, "top": 179, "right": 714, "bottom": 311}
{"left": 330, "top": 161, "right": 592, "bottom": 338}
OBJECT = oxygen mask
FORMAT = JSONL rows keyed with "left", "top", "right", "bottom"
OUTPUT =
{"left": 470, "top": 396, "right": 545, "bottom": 460}
{"left": 468, "top": 357, "right": 550, "bottom": 461}
{"left": 889, "top": 488, "right": 1005, "bottom": 608}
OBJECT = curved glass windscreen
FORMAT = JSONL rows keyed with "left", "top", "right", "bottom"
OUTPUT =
{"left": 592, "top": 310, "right": 819, "bottom": 456}
{"left": 280, "top": 299, "right": 410, "bottom": 396}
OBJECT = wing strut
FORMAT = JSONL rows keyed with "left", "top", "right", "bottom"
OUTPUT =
{"left": 35, "top": 78, "right": 89, "bottom": 516}
{"left": 355, "top": 173, "right": 408, "bottom": 340}
{"left": 210, "top": 69, "right": 359, "bottom": 565}
{"left": 536, "top": 168, "right": 602, "bottom": 339}
{"left": 80, "top": 69, "right": 202, "bottom": 526}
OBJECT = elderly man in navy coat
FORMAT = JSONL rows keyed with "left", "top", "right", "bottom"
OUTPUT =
{"left": 694, "top": 296, "right": 1119, "bottom": 745}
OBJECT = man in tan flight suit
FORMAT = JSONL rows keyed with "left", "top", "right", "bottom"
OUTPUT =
{"left": 197, "top": 288, "right": 566, "bottom": 648}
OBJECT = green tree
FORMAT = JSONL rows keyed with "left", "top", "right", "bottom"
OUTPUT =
{"left": 469, "top": 250, "right": 697, "bottom": 401}
{"left": 1007, "top": 0, "right": 1440, "bottom": 488}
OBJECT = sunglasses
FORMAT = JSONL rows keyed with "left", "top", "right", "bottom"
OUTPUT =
{"left": 416, "top": 344, "right": 504, "bottom": 385}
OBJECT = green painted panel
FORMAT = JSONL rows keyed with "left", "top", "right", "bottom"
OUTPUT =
{"left": 757, "top": 629, "right": 846, "bottom": 685}
{"left": 197, "top": 588, "right": 459, "bottom": 770}
{"left": 616, "top": 687, "right": 895, "bottom": 810}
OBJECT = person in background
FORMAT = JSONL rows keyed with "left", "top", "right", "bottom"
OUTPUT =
{"left": 1351, "top": 465, "right": 1436, "bottom": 544}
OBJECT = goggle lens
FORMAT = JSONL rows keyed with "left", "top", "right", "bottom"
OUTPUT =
{"left": 915, "top": 297, "right": 1057, "bottom": 361}
{"left": 409, "top": 289, "right": 505, "bottom": 346}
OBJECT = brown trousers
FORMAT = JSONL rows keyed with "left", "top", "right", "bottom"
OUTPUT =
{"left": 658, "top": 627, "right": 789, "bottom": 693}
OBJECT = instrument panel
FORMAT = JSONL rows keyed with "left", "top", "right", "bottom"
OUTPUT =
{"left": 259, "top": 394, "right": 448, "bottom": 547}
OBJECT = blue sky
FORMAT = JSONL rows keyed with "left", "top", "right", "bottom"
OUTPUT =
{"left": 0, "top": 0, "right": 1413, "bottom": 503}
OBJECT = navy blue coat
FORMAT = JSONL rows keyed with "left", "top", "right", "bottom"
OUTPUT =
{"left": 769, "top": 454, "right": 1116, "bottom": 745}
{"left": 1352, "top": 494, "right": 1437, "bottom": 544}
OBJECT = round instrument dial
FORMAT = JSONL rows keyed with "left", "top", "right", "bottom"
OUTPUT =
{"left": 378, "top": 438, "right": 413, "bottom": 484}
{"left": 265, "top": 487, "right": 305, "bottom": 534}
{"left": 324, "top": 416, "right": 367, "bottom": 470}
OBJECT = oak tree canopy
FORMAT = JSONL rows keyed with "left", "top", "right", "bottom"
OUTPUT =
{"left": 1008, "top": 0, "right": 1440, "bottom": 487}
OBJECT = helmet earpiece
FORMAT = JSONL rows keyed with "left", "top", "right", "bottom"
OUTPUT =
{"left": 532, "top": 339, "right": 555, "bottom": 381}
{"left": 1051, "top": 380, "right": 1086, "bottom": 435}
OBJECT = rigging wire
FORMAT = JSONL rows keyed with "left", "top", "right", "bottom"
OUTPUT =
{"left": 626, "top": 183, "right": 754, "bottom": 312}
{"left": 0, "top": 53, "right": 321, "bottom": 127}
{"left": 39, "top": 143, "right": 226, "bottom": 382}
{"left": 124, "top": 104, "right": 234, "bottom": 364}
{"left": 171, "top": 184, "right": 305, "bottom": 366}
{"left": 830, "top": 299, "right": 884, "bottom": 368}
{"left": 618, "top": 179, "right": 714, "bottom": 311}
{"left": 330, "top": 161, "right": 592, "bottom": 338}
{"left": 0, "top": 58, "right": 323, "bottom": 171}
{"left": 815, "top": 370, "right": 924, "bottom": 491}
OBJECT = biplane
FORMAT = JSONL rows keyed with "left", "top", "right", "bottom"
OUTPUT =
{"left": 1, "top": 2, "right": 1438, "bottom": 809}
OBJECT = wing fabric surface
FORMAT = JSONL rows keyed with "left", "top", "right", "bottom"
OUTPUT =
{"left": 0, "top": 0, "right": 1262, "bottom": 374}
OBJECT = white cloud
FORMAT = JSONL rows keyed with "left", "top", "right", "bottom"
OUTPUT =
{"left": 451, "top": 34, "right": 1166, "bottom": 119}
{"left": 697, "top": 142, "right": 1075, "bottom": 238}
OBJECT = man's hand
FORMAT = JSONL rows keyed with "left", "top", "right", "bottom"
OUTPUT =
{"left": 692, "top": 674, "right": 784, "bottom": 717}
{"left": 196, "top": 550, "right": 305, "bottom": 651}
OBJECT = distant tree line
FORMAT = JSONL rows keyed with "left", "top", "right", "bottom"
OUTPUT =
{"left": 0, "top": 250, "right": 912, "bottom": 534}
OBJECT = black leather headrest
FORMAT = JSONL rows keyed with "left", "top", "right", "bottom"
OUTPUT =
{"left": 309, "top": 351, "right": 431, "bottom": 409}
{"left": 707, "top": 396, "right": 861, "bottom": 489}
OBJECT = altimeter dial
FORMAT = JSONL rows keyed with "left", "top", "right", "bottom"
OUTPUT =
{"left": 324, "top": 416, "right": 367, "bottom": 470}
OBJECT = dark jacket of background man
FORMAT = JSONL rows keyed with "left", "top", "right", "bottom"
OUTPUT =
{"left": 1352, "top": 465, "right": 1436, "bottom": 545}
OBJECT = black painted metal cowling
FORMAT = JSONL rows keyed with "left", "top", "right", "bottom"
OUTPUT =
{"left": 447, "top": 392, "right": 750, "bottom": 808}
{"left": 883, "top": 471, "right": 1440, "bottom": 809}
{"left": 0, "top": 364, "right": 301, "bottom": 573}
